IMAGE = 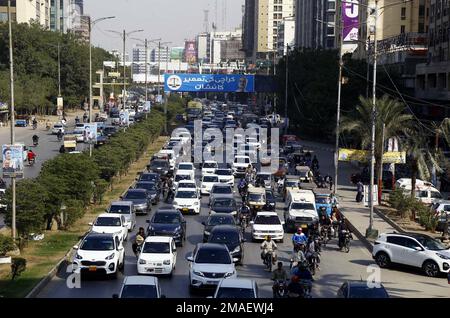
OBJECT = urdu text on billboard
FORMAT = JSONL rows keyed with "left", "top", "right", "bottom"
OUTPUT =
{"left": 164, "top": 74, "right": 255, "bottom": 93}
{"left": 342, "top": 0, "right": 359, "bottom": 43}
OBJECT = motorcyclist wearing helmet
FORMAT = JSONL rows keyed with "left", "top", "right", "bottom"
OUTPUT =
{"left": 338, "top": 217, "right": 351, "bottom": 248}
{"left": 27, "top": 149, "right": 37, "bottom": 164}
{"left": 291, "top": 242, "right": 307, "bottom": 268}
{"left": 289, "top": 262, "right": 313, "bottom": 295}
{"left": 261, "top": 236, "right": 277, "bottom": 266}
{"left": 239, "top": 203, "right": 251, "bottom": 224}
{"left": 292, "top": 227, "right": 308, "bottom": 248}
{"left": 271, "top": 262, "right": 289, "bottom": 297}
{"left": 32, "top": 134, "right": 39, "bottom": 145}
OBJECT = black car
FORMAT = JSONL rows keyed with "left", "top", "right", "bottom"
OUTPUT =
{"left": 146, "top": 208, "right": 186, "bottom": 246}
{"left": 122, "top": 189, "right": 151, "bottom": 214}
{"left": 139, "top": 172, "right": 161, "bottom": 185}
{"left": 265, "top": 189, "right": 276, "bottom": 211}
{"left": 207, "top": 225, "right": 245, "bottom": 264}
{"left": 337, "top": 281, "right": 389, "bottom": 298}
{"left": 202, "top": 213, "right": 237, "bottom": 242}
{"left": 210, "top": 197, "right": 238, "bottom": 217}
{"left": 135, "top": 181, "right": 160, "bottom": 205}
{"left": 103, "top": 126, "right": 118, "bottom": 137}
{"left": 148, "top": 159, "right": 170, "bottom": 177}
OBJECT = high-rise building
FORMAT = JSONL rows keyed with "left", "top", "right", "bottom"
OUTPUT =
{"left": 295, "top": 0, "right": 336, "bottom": 50}
{"left": 221, "top": 36, "right": 245, "bottom": 62}
{"left": 132, "top": 46, "right": 149, "bottom": 74}
{"left": 243, "top": 0, "right": 295, "bottom": 63}
{"left": 277, "top": 16, "right": 296, "bottom": 56}
{"left": 415, "top": 0, "right": 450, "bottom": 104}
{"left": 0, "top": 0, "right": 17, "bottom": 23}
{"left": 150, "top": 47, "right": 170, "bottom": 63}
{"left": 197, "top": 32, "right": 210, "bottom": 63}
{"left": 0, "top": 0, "right": 50, "bottom": 27}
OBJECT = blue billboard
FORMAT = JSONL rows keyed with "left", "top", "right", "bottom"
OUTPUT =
{"left": 164, "top": 74, "right": 255, "bottom": 92}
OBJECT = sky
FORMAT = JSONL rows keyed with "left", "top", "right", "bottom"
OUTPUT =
{"left": 84, "top": 0, "right": 245, "bottom": 53}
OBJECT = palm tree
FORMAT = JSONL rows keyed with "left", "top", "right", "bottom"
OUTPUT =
{"left": 341, "top": 95, "right": 413, "bottom": 187}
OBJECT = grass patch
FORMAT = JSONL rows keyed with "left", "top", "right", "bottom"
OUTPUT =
{"left": 0, "top": 136, "right": 168, "bottom": 298}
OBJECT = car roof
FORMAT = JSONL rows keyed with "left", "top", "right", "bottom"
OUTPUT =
{"left": 97, "top": 213, "right": 122, "bottom": 218}
{"left": 203, "top": 160, "right": 218, "bottom": 164}
{"left": 218, "top": 278, "right": 255, "bottom": 289}
{"left": 210, "top": 225, "right": 240, "bottom": 233}
{"left": 384, "top": 232, "right": 433, "bottom": 240}
{"left": 85, "top": 232, "right": 115, "bottom": 239}
{"left": 178, "top": 162, "right": 193, "bottom": 166}
{"left": 346, "top": 281, "right": 385, "bottom": 288}
{"left": 110, "top": 201, "right": 133, "bottom": 206}
{"left": 256, "top": 211, "right": 278, "bottom": 216}
{"left": 213, "top": 183, "right": 232, "bottom": 188}
{"left": 197, "top": 243, "right": 229, "bottom": 251}
{"left": 155, "top": 208, "right": 179, "bottom": 214}
{"left": 123, "top": 275, "right": 158, "bottom": 286}
{"left": 136, "top": 181, "right": 156, "bottom": 185}
{"left": 144, "top": 236, "right": 173, "bottom": 243}
{"left": 127, "top": 188, "right": 147, "bottom": 193}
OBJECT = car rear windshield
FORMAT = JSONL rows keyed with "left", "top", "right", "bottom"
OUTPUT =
{"left": 153, "top": 213, "right": 180, "bottom": 224}
{"left": 213, "top": 186, "right": 232, "bottom": 194}
{"left": 81, "top": 237, "right": 114, "bottom": 250}
{"left": 121, "top": 285, "right": 158, "bottom": 299}
{"left": 175, "top": 175, "right": 191, "bottom": 182}
{"left": 291, "top": 203, "right": 315, "bottom": 210}
{"left": 109, "top": 205, "right": 131, "bottom": 214}
{"left": 254, "top": 215, "right": 280, "bottom": 225}
{"left": 216, "top": 170, "right": 232, "bottom": 176}
{"left": 178, "top": 164, "right": 193, "bottom": 170}
{"left": 209, "top": 232, "right": 240, "bottom": 245}
{"left": 286, "top": 181, "right": 299, "bottom": 187}
{"left": 208, "top": 216, "right": 235, "bottom": 226}
{"left": 213, "top": 198, "right": 236, "bottom": 208}
{"left": 195, "top": 248, "right": 231, "bottom": 264}
{"left": 94, "top": 217, "right": 121, "bottom": 226}
{"left": 203, "top": 162, "right": 218, "bottom": 168}
{"left": 142, "top": 242, "right": 171, "bottom": 254}
{"left": 216, "top": 288, "right": 255, "bottom": 299}
{"left": 140, "top": 174, "right": 158, "bottom": 182}
{"left": 151, "top": 161, "right": 168, "bottom": 168}
{"left": 203, "top": 176, "right": 219, "bottom": 182}
{"left": 257, "top": 174, "right": 270, "bottom": 181}
{"left": 178, "top": 182, "right": 196, "bottom": 189}
{"left": 124, "top": 191, "right": 146, "bottom": 200}
{"left": 349, "top": 286, "right": 389, "bottom": 298}
{"left": 136, "top": 183, "right": 157, "bottom": 192}
{"left": 175, "top": 191, "right": 197, "bottom": 199}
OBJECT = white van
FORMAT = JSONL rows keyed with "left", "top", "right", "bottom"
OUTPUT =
{"left": 395, "top": 178, "right": 434, "bottom": 190}
{"left": 284, "top": 189, "right": 318, "bottom": 232}
{"left": 396, "top": 178, "right": 442, "bottom": 205}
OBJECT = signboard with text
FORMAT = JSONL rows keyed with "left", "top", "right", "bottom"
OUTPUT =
{"left": 339, "top": 148, "right": 406, "bottom": 164}
{"left": 164, "top": 74, "right": 255, "bottom": 93}
{"left": 342, "top": 0, "right": 359, "bottom": 42}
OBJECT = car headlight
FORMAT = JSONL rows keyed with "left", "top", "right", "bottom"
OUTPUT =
{"left": 75, "top": 253, "right": 83, "bottom": 260}
{"left": 194, "top": 201, "right": 199, "bottom": 205}
{"left": 105, "top": 253, "right": 115, "bottom": 260}
{"left": 163, "top": 260, "right": 171, "bottom": 265}
{"left": 436, "top": 253, "right": 450, "bottom": 260}
{"left": 224, "top": 271, "right": 235, "bottom": 278}
{"left": 232, "top": 246, "right": 241, "bottom": 253}
{"left": 139, "top": 259, "right": 147, "bottom": 264}
{"left": 193, "top": 270, "right": 204, "bottom": 277}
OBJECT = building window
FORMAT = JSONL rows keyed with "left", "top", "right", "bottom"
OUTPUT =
{"left": 419, "top": 23, "right": 425, "bottom": 33}
{"left": 273, "top": 21, "right": 278, "bottom": 27}
{"left": 327, "top": 13, "right": 335, "bottom": 22}
{"left": 326, "top": 38, "right": 335, "bottom": 48}
{"left": 273, "top": 13, "right": 278, "bottom": 19}
{"left": 401, "top": 7, "right": 406, "bottom": 20}
{"left": 327, "top": 27, "right": 335, "bottom": 36}
{"left": 400, "top": 25, "right": 406, "bottom": 34}
{"left": 419, "top": 5, "right": 425, "bottom": 17}
{"left": 328, "top": 1, "right": 336, "bottom": 10}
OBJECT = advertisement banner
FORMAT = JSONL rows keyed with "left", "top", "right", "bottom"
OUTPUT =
{"left": 119, "top": 110, "right": 129, "bottom": 126}
{"left": 364, "top": 184, "right": 379, "bottom": 207}
{"left": 164, "top": 74, "right": 255, "bottom": 92}
{"left": 339, "top": 148, "right": 406, "bottom": 164}
{"left": 2, "top": 144, "right": 24, "bottom": 178}
{"left": 170, "top": 47, "right": 184, "bottom": 60}
{"left": 342, "top": 0, "right": 359, "bottom": 42}
{"left": 82, "top": 123, "right": 97, "bottom": 144}
{"left": 184, "top": 40, "right": 197, "bottom": 64}
{"left": 103, "top": 61, "right": 116, "bottom": 68}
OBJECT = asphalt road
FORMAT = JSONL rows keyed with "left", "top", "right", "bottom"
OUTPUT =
{"left": 36, "top": 140, "right": 450, "bottom": 298}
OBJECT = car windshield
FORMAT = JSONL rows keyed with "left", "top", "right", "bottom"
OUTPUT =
{"left": 316, "top": 197, "right": 330, "bottom": 204}
{"left": 216, "top": 287, "right": 255, "bottom": 299}
{"left": 151, "top": 161, "right": 168, "bottom": 168}
{"left": 195, "top": 248, "right": 231, "bottom": 264}
{"left": 209, "top": 232, "right": 240, "bottom": 245}
{"left": 153, "top": 213, "right": 180, "bottom": 224}
{"left": 175, "top": 175, "right": 191, "bottom": 182}
{"left": 109, "top": 206, "right": 131, "bottom": 214}
{"left": 254, "top": 215, "right": 280, "bottom": 225}
{"left": 203, "top": 162, "right": 218, "bottom": 169}
{"left": 125, "top": 191, "right": 146, "bottom": 200}
{"left": 142, "top": 242, "right": 171, "bottom": 254}
{"left": 178, "top": 164, "right": 193, "bottom": 170}
{"left": 416, "top": 237, "right": 447, "bottom": 251}
{"left": 257, "top": 174, "right": 270, "bottom": 181}
{"left": 208, "top": 216, "right": 235, "bottom": 226}
{"left": 203, "top": 176, "right": 219, "bottom": 182}
{"left": 121, "top": 285, "right": 158, "bottom": 299}
{"left": 349, "top": 286, "right": 389, "bottom": 298}
{"left": 213, "top": 199, "right": 236, "bottom": 208}
{"left": 136, "top": 183, "right": 157, "bottom": 192}
{"left": 140, "top": 174, "right": 158, "bottom": 182}
{"left": 178, "top": 183, "right": 196, "bottom": 189}
{"left": 249, "top": 193, "right": 264, "bottom": 201}
{"left": 175, "top": 191, "right": 197, "bottom": 199}
{"left": 291, "top": 203, "right": 315, "bottom": 210}
{"left": 94, "top": 217, "right": 121, "bottom": 226}
{"left": 81, "top": 237, "right": 114, "bottom": 251}
{"left": 216, "top": 170, "right": 232, "bottom": 176}
{"left": 213, "top": 186, "right": 232, "bottom": 194}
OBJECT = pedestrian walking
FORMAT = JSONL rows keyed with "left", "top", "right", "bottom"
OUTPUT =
{"left": 356, "top": 181, "right": 364, "bottom": 202}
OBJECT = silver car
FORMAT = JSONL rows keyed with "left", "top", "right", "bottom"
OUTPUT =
{"left": 106, "top": 201, "right": 136, "bottom": 231}
{"left": 209, "top": 184, "right": 234, "bottom": 207}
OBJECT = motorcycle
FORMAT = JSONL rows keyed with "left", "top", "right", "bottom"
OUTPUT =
{"left": 307, "top": 252, "right": 320, "bottom": 276}
{"left": 57, "top": 134, "right": 63, "bottom": 142}
{"left": 33, "top": 140, "right": 39, "bottom": 147}
{"left": 320, "top": 225, "right": 331, "bottom": 246}
{"left": 273, "top": 280, "right": 289, "bottom": 298}
{"left": 338, "top": 230, "right": 352, "bottom": 253}
{"left": 262, "top": 250, "right": 275, "bottom": 271}
{"left": 28, "top": 158, "right": 36, "bottom": 166}
{"left": 240, "top": 213, "right": 250, "bottom": 234}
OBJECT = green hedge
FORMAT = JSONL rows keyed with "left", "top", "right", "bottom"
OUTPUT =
{"left": 2, "top": 109, "right": 167, "bottom": 237}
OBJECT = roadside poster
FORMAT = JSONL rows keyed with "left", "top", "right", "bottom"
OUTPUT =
{"left": 364, "top": 184, "right": 378, "bottom": 207}
{"left": 339, "top": 148, "right": 406, "bottom": 164}
{"left": 2, "top": 144, "right": 24, "bottom": 178}
{"left": 119, "top": 110, "right": 129, "bottom": 126}
{"left": 83, "top": 123, "right": 97, "bottom": 144}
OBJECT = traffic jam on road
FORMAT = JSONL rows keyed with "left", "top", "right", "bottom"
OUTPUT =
{"left": 58, "top": 98, "right": 450, "bottom": 299}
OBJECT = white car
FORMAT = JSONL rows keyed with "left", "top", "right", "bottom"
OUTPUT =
{"left": 213, "top": 278, "right": 258, "bottom": 298}
{"left": 173, "top": 189, "right": 201, "bottom": 214}
{"left": 72, "top": 232, "right": 124, "bottom": 277}
{"left": 174, "top": 172, "right": 195, "bottom": 189}
{"left": 52, "top": 124, "right": 65, "bottom": 135}
{"left": 176, "top": 180, "right": 199, "bottom": 194}
{"left": 202, "top": 161, "right": 219, "bottom": 175}
{"left": 73, "top": 128, "right": 84, "bottom": 142}
{"left": 201, "top": 174, "right": 220, "bottom": 195}
{"left": 90, "top": 213, "right": 128, "bottom": 242}
{"left": 215, "top": 169, "right": 235, "bottom": 186}
{"left": 373, "top": 232, "right": 450, "bottom": 277}
{"left": 137, "top": 236, "right": 177, "bottom": 276}
{"left": 113, "top": 276, "right": 165, "bottom": 298}
{"left": 187, "top": 243, "right": 237, "bottom": 290}
{"left": 250, "top": 212, "right": 285, "bottom": 242}
{"left": 176, "top": 162, "right": 195, "bottom": 176}
{"left": 232, "top": 155, "right": 252, "bottom": 177}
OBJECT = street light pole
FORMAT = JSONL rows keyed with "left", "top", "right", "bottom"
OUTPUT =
{"left": 58, "top": 43, "right": 61, "bottom": 97}
{"left": 145, "top": 38, "right": 148, "bottom": 102}
{"left": 157, "top": 41, "right": 161, "bottom": 98}
{"left": 123, "top": 29, "right": 126, "bottom": 106}
{"left": 284, "top": 45, "right": 289, "bottom": 135}
{"left": 7, "top": 0, "right": 16, "bottom": 240}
